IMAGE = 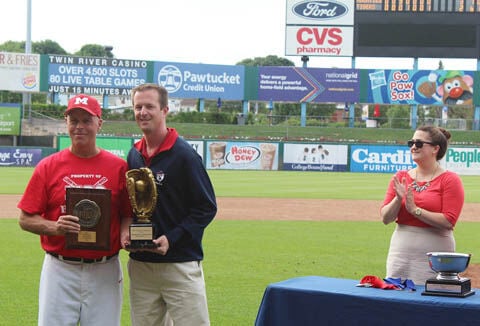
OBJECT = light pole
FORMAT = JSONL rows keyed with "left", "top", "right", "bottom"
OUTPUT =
{"left": 102, "top": 46, "right": 113, "bottom": 109}
{"left": 300, "top": 56, "right": 309, "bottom": 127}
{"left": 23, "top": 0, "right": 32, "bottom": 123}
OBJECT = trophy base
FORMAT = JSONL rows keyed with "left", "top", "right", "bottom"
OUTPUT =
{"left": 126, "top": 241, "right": 158, "bottom": 249}
{"left": 422, "top": 277, "right": 475, "bottom": 298}
{"left": 126, "top": 223, "right": 157, "bottom": 249}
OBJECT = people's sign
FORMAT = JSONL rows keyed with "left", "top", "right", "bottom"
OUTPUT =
{"left": 258, "top": 67, "right": 359, "bottom": 103}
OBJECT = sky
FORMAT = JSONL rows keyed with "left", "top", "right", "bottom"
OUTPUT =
{"left": 1, "top": 0, "right": 478, "bottom": 71}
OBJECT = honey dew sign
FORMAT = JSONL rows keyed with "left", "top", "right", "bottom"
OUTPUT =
{"left": 205, "top": 141, "right": 278, "bottom": 170}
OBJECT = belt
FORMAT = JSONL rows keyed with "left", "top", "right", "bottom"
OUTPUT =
{"left": 46, "top": 252, "right": 117, "bottom": 264}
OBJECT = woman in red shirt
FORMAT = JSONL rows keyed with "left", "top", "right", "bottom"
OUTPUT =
{"left": 380, "top": 126, "right": 464, "bottom": 285}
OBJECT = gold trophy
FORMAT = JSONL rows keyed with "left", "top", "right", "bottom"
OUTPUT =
{"left": 126, "top": 167, "right": 158, "bottom": 249}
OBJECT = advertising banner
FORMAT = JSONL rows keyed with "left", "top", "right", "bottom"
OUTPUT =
{"left": 47, "top": 55, "right": 148, "bottom": 96}
{"left": 154, "top": 61, "right": 244, "bottom": 100}
{"left": 0, "top": 104, "right": 21, "bottom": 135}
{"left": 283, "top": 143, "right": 348, "bottom": 171}
{"left": 285, "top": 0, "right": 354, "bottom": 57}
{"left": 443, "top": 147, "right": 480, "bottom": 175}
{"left": 0, "top": 52, "right": 40, "bottom": 92}
{"left": 0, "top": 147, "right": 42, "bottom": 166}
{"left": 364, "top": 69, "right": 475, "bottom": 105}
{"left": 58, "top": 136, "right": 132, "bottom": 160}
{"left": 205, "top": 141, "right": 278, "bottom": 170}
{"left": 286, "top": 0, "right": 355, "bottom": 26}
{"left": 285, "top": 25, "right": 354, "bottom": 57}
{"left": 350, "top": 144, "right": 415, "bottom": 173}
{"left": 258, "top": 67, "right": 359, "bottom": 103}
{"left": 186, "top": 140, "right": 204, "bottom": 159}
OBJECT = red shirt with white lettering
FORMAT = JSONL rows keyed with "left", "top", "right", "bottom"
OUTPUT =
{"left": 18, "top": 149, "right": 131, "bottom": 258}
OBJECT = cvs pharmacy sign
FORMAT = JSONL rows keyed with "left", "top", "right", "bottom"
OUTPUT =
{"left": 285, "top": 25, "right": 353, "bottom": 56}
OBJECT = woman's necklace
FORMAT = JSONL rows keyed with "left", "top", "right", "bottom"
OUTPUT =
{"left": 411, "top": 164, "right": 439, "bottom": 193}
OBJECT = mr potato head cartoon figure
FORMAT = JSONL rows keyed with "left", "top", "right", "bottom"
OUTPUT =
{"left": 418, "top": 70, "right": 473, "bottom": 105}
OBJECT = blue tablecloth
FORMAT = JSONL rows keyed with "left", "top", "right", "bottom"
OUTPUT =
{"left": 255, "top": 276, "right": 480, "bottom": 325}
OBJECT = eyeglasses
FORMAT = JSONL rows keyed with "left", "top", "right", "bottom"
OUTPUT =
{"left": 407, "top": 140, "right": 436, "bottom": 148}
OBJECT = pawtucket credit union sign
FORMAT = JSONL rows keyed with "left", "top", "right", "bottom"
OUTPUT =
{"left": 285, "top": 0, "right": 354, "bottom": 57}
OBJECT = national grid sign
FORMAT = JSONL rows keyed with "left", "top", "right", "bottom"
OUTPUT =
{"left": 258, "top": 66, "right": 359, "bottom": 103}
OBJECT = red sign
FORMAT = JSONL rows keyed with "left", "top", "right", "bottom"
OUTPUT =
{"left": 285, "top": 25, "right": 353, "bottom": 57}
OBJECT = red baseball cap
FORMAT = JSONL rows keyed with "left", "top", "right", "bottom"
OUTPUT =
{"left": 65, "top": 94, "right": 102, "bottom": 118}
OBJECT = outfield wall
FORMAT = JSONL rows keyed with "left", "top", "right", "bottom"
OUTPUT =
{"left": 1, "top": 136, "right": 479, "bottom": 175}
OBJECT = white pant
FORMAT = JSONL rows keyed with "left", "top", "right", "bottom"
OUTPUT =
{"left": 38, "top": 253, "right": 123, "bottom": 326}
{"left": 128, "top": 259, "right": 210, "bottom": 326}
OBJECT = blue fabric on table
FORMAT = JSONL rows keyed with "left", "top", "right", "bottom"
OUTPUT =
{"left": 384, "top": 277, "right": 417, "bottom": 291}
{"left": 255, "top": 276, "right": 480, "bottom": 326}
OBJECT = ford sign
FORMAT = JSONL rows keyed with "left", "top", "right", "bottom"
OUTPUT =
{"left": 292, "top": 1, "right": 348, "bottom": 20}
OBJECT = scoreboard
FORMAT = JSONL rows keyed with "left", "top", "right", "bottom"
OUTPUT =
{"left": 355, "top": 0, "right": 480, "bottom": 12}
{"left": 353, "top": 0, "right": 480, "bottom": 58}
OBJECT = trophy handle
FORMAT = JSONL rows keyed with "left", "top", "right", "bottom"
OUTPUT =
{"left": 126, "top": 176, "right": 139, "bottom": 212}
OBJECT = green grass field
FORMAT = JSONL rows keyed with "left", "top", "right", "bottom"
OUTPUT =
{"left": 3, "top": 167, "right": 480, "bottom": 202}
{"left": 1, "top": 167, "right": 479, "bottom": 325}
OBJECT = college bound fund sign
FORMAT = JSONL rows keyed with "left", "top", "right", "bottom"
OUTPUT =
{"left": 65, "top": 188, "right": 111, "bottom": 251}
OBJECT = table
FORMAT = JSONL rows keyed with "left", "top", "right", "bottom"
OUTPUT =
{"left": 255, "top": 276, "right": 480, "bottom": 325}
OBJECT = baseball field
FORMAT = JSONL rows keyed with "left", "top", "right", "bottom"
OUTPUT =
{"left": 1, "top": 168, "right": 480, "bottom": 325}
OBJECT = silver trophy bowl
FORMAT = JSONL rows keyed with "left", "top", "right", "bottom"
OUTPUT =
{"left": 427, "top": 252, "right": 471, "bottom": 281}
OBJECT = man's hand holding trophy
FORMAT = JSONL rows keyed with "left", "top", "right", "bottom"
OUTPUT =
{"left": 125, "top": 167, "right": 158, "bottom": 249}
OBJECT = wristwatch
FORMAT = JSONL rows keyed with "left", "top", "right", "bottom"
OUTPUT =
{"left": 414, "top": 207, "right": 422, "bottom": 217}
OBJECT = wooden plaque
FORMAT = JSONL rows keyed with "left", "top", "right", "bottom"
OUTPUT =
{"left": 65, "top": 187, "right": 111, "bottom": 251}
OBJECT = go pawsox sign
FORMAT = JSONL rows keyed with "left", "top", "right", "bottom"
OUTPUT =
{"left": 442, "top": 147, "right": 480, "bottom": 175}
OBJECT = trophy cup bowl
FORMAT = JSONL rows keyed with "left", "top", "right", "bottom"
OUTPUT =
{"left": 422, "top": 252, "right": 475, "bottom": 297}
{"left": 428, "top": 252, "right": 471, "bottom": 280}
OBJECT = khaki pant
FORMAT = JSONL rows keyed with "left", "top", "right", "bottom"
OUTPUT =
{"left": 128, "top": 259, "right": 210, "bottom": 326}
{"left": 387, "top": 224, "right": 455, "bottom": 285}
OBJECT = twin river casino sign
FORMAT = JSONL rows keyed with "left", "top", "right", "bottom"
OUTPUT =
{"left": 47, "top": 55, "right": 148, "bottom": 96}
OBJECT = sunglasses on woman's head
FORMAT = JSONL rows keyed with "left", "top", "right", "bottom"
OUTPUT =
{"left": 407, "top": 140, "right": 435, "bottom": 148}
